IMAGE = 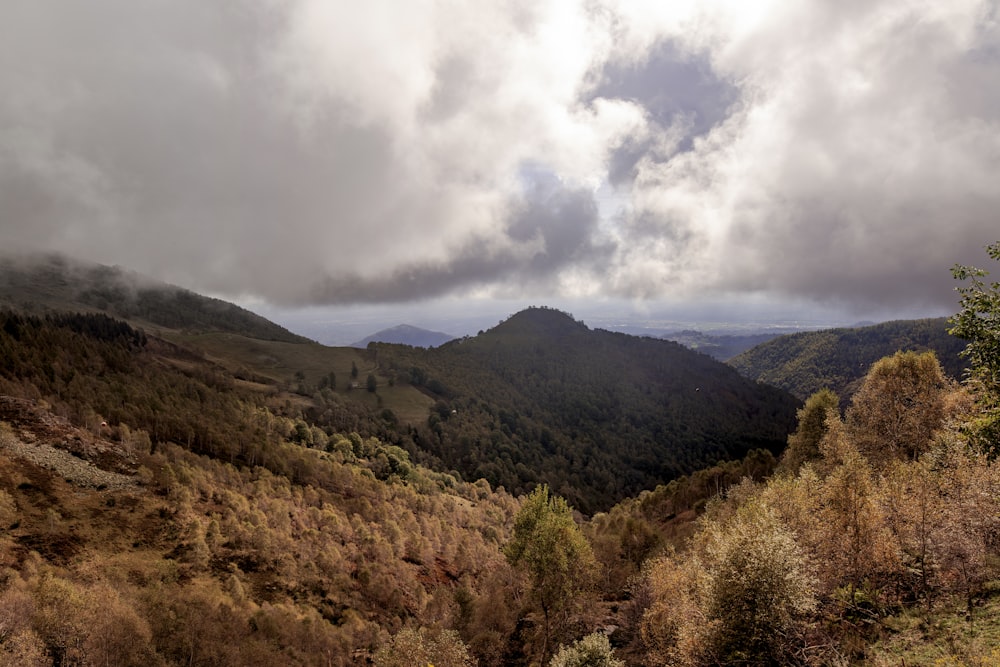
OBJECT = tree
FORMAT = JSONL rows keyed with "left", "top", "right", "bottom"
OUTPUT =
{"left": 550, "top": 632, "right": 623, "bottom": 667}
{"left": 846, "top": 351, "right": 951, "bottom": 468}
{"left": 700, "top": 499, "right": 817, "bottom": 666}
{"left": 950, "top": 241, "right": 1000, "bottom": 389}
{"left": 366, "top": 373, "right": 378, "bottom": 393}
{"left": 505, "top": 485, "right": 597, "bottom": 665}
{"left": 351, "top": 361, "right": 359, "bottom": 380}
{"left": 779, "top": 388, "right": 839, "bottom": 475}
{"left": 815, "top": 416, "right": 899, "bottom": 595}
{"left": 373, "top": 626, "right": 474, "bottom": 667}
{"left": 641, "top": 498, "right": 817, "bottom": 666}
{"left": 950, "top": 241, "right": 1000, "bottom": 448}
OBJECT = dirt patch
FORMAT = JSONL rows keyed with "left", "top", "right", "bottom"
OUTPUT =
{"left": 0, "top": 396, "right": 137, "bottom": 490}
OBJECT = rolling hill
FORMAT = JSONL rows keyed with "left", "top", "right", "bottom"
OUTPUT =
{"left": 0, "top": 253, "right": 309, "bottom": 343}
{"left": 375, "top": 307, "right": 801, "bottom": 513}
{"left": 0, "top": 256, "right": 801, "bottom": 513}
{"left": 728, "top": 317, "right": 968, "bottom": 400}
{"left": 1, "top": 258, "right": 997, "bottom": 666}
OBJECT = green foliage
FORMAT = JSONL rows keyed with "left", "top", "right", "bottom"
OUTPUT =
{"left": 0, "top": 254, "right": 308, "bottom": 343}
{"left": 730, "top": 318, "right": 968, "bottom": 401}
{"left": 550, "top": 632, "right": 623, "bottom": 667}
{"left": 779, "top": 388, "right": 839, "bottom": 475}
{"left": 950, "top": 242, "right": 1000, "bottom": 388}
{"left": 505, "top": 485, "right": 597, "bottom": 664}
{"left": 949, "top": 241, "right": 1000, "bottom": 448}
{"left": 380, "top": 307, "right": 799, "bottom": 513}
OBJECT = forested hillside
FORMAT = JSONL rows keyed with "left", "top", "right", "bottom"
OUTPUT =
{"left": 0, "top": 310, "right": 522, "bottom": 666}
{"left": 0, "top": 257, "right": 802, "bottom": 514}
{"left": 661, "top": 330, "right": 781, "bottom": 360}
{"left": 728, "top": 317, "right": 967, "bottom": 400}
{"left": 376, "top": 307, "right": 800, "bottom": 513}
{"left": 0, "top": 254, "right": 308, "bottom": 343}
{"left": 2, "top": 247, "right": 999, "bottom": 666}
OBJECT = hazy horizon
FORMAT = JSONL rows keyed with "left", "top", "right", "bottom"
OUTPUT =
{"left": 246, "top": 296, "right": 950, "bottom": 347}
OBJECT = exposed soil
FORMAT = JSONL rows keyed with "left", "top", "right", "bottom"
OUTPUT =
{"left": 0, "top": 395, "right": 138, "bottom": 490}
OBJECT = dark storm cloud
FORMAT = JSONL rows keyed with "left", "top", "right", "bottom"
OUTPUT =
{"left": 309, "top": 184, "right": 611, "bottom": 304}
{"left": 590, "top": 41, "right": 738, "bottom": 184}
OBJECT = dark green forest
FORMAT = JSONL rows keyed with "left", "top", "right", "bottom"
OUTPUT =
{"left": 377, "top": 307, "right": 799, "bottom": 513}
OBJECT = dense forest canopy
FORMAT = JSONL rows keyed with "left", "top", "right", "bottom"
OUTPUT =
{"left": 377, "top": 307, "right": 800, "bottom": 513}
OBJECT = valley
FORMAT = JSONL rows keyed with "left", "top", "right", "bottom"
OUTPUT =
{"left": 0, "top": 254, "right": 999, "bottom": 666}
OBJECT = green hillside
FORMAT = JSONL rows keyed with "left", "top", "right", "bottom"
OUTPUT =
{"left": 376, "top": 307, "right": 800, "bottom": 513}
{"left": 728, "top": 317, "right": 968, "bottom": 400}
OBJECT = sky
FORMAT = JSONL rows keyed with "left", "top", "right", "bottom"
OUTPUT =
{"left": 2, "top": 1, "right": 999, "bottom": 340}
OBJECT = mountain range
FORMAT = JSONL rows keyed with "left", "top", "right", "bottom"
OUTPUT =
{"left": 374, "top": 306, "right": 799, "bottom": 512}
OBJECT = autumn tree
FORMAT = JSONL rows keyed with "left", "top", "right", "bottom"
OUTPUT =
{"left": 846, "top": 351, "right": 951, "bottom": 468}
{"left": 505, "top": 485, "right": 597, "bottom": 665}
{"left": 373, "top": 626, "right": 474, "bottom": 667}
{"left": 700, "top": 499, "right": 816, "bottom": 665}
{"left": 815, "top": 415, "right": 899, "bottom": 594}
{"left": 550, "top": 632, "right": 623, "bottom": 667}
{"left": 640, "top": 551, "right": 707, "bottom": 667}
{"left": 642, "top": 498, "right": 816, "bottom": 666}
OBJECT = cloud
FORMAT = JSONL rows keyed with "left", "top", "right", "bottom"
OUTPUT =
{"left": 0, "top": 0, "right": 998, "bottom": 315}
{"left": 608, "top": 0, "right": 1000, "bottom": 311}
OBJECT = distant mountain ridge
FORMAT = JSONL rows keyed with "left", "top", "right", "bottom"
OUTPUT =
{"left": 661, "top": 330, "right": 782, "bottom": 360}
{"left": 350, "top": 323, "right": 455, "bottom": 348}
{"left": 0, "top": 253, "right": 309, "bottom": 343}
{"left": 728, "top": 317, "right": 968, "bottom": 400}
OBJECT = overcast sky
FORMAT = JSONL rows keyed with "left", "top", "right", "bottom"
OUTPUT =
{"left": 2, "top": 0, "right": 999, "bottom": 331}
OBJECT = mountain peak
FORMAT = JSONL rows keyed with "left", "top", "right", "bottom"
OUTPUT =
{"left": 489, "top": 306, "right": 588, "bottom": 338}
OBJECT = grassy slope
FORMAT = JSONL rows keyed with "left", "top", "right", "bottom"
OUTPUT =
{"left": 172, "top": 332, "right": 435, "bottom": 426}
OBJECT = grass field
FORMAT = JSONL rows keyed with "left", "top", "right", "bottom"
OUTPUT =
{"left": 167, "top": 332, "right": 435, "bottom": 426}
